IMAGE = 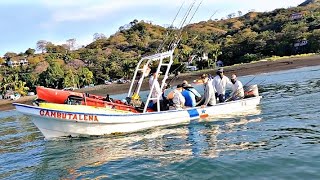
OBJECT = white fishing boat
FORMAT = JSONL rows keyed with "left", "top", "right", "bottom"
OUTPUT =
{"left": 13, "top": 50, "right": 262, "bottom": 139}
{"left": 13, "top": 96, "right": 261, "bottom": 139}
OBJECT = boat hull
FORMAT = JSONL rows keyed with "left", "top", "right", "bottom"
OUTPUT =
{"left": 14, "top": 96, "right": 261, "bottom": 139}
{"left": 39, "top": 103, "right": 133, "bottom": 114}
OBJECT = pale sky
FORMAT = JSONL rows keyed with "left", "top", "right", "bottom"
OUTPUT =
{"left": 0, "top": 0, "right": 304, "bottom": 56}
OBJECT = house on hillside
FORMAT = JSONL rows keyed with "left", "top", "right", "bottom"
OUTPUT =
{"left": 294, "top": 40, "right": 308, "bottom": 47}
{"left": 290, "top": 13, "right": 303, "bottom": 20}
{"left": 7, "top": 58, "right": 28, "bottom": 67}
{"left": 216, "top": 60, "right": 224, "bottom": 67}
{"left": 201, "top": 53, "right": 208, "bottom": 61}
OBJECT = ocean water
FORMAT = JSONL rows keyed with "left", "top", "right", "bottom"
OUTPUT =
{"left": 1, "top": 66, "right": 320, "bottom": 179}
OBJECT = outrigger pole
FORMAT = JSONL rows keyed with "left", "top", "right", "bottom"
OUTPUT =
{"left": 166, "top": 0, "right": 203, "bottom": 74}
{"left": 128, "top": 0, "right": 197, "bottom": 100}
{"left": 157, "top": 1, "right": 186, "bottom": 53}
{"left": 127, "top": 0, "right": 202, "bottom": 113}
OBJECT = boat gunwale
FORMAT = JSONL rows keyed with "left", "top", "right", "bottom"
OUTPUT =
{"left": 13, "top": 96, "right": 261, "bottom": 117}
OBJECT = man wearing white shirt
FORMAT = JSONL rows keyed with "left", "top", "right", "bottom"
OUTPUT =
{"left": 212, "top": 68, "right": 232, "bottom": 103}
{"left": 200, "top": 74, "right": 216, "bottom": 107}
{"left": 149, "top": 69, "right": 162, "bottom": 110}
{"left": 230, "top": 74, "right": 244, "bottom": 100}
{"left": 171, "top": 84, "right": 186, "bottom": 110}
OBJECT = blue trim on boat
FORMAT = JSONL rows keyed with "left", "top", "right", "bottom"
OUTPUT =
{"left": 187, "top": 109, "right": 199, "bottom": 118}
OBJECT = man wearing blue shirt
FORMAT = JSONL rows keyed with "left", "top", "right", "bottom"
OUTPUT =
{"left": 181, "top": 82, "right": 201, "bottom": 107}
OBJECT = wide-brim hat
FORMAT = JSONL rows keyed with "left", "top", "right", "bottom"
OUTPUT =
{"left": 182, "top": 83, "right": 193, "bottom": 89}
{"left": 177, "top": 84, "right": 184, "bottom": 88}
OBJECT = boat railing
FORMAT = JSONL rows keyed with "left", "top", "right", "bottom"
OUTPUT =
{"left": 127, "top": 50, "right": 174, "bottom": 113}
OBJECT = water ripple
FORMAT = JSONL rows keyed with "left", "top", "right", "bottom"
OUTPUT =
{"left": 1, "top": 66, "right": 320, "bottom": 179}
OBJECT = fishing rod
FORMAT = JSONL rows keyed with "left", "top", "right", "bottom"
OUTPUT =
{"left": 161, "top": 1, "right": 201, "bottom": 92}
{"left": 165, "top": 71, "right": 181, "bottom": 89}
{"left": 209, "top": 10, "right": 219, "bottom": 20}
{"left": 168, "top": 0, "right": 198, "bottom": 50}
{"left": 157, "top": 1, "right": 185, "bottom": 53}
{"left": 129, "top": 1, "right": 193, "bottom": 101}
{"left": 157, "top": 0, "right": 200, "bottom": 90}
{"left": 170, "top": 0, "right": 202, "bottom": 47}
{"left": 164, "top": 0, "right": 202, "bottom": 78}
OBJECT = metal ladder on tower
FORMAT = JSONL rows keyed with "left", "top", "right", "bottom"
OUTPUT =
{"left": 127, "top": 50, "right": 174, "bottom": 113}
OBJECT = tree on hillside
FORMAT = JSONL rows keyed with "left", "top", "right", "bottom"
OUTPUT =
{"left": 64, "top": 69, "right": 79, "bottom": 88}
{"left": 0, "top": 57, "right": 5, "bottom": 64}
{"left": 121, "top": 59, "right": 137, "bottom": 79}
{"left": 79, "top": 67, "right": 93, "bottom": 87}
{"left": 38, "top": 62, "right": 65, "bottom": 88}
{"left": 227, "top": 13, "right": 236, "bottom": 19}
{"left": 109, "top": 33, "right": 128, "bottom": 48}
{"left": 25, "top": 48, "right": 35, "bottom": 56}
{"left": 210, "top": 43, "right": 222, "bottom": 67}
{"left": 45, "top": 43, "right": 67, "bottom": 54}
{"left": 4, "top": 52, "right": 17, "bottom": 60}
{"left": 66, "top": 38, "right": 77, "bottom": 50}
{"left": 19, "top": 72, "right": 38, "bottom": 92}
{"left": 36, "top": 40, "right": 48, "bottom": 53}
{"left": 93, "top": 33, "right": 106, "bottom": 41}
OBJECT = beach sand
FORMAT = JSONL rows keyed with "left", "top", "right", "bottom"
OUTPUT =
{"left": 1, "top": 55, "right": 319, "bottom": 111}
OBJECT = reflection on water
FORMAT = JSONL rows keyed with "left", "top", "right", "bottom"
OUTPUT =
{"left": 1, "top": 65, "right": 320, "bottom": 179}
{"left": 0, "top": 108, "right": 262, "bottom": 179}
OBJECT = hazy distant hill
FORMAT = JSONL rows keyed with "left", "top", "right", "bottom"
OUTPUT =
{"left": 299, "top": 0, "right": 320, "bottom": 6}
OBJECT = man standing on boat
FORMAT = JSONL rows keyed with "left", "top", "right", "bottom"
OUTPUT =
{"left": 212, "top": 68, "right": 232, "bottom": 103}
{"left": 149, "top": 68, "right": 163, "bottom": 110}
{"left": 200, "top": 74, "right": 216, "bottom": 107}
{"left": 229, "top": 74, "right": 244, "bottom": 101}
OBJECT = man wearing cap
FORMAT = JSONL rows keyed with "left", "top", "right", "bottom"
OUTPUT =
{"left": 212, "top": 68, "right": 232, "bottom": 103}
{"left": 199, "top": 74, "right": 216, "bottom": 107}
{"left": 229, "top": 74, "right": 244, "bottom": 101}
{"left": 149, "top": 68, "right": 162, "bottom": 110}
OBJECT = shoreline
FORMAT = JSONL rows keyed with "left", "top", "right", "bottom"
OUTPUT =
{"left": 1, "top": 55, "right": 320, "bottom": 111}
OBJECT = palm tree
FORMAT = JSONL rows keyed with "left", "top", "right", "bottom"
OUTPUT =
{"left": 211, "top": 43, "right": 222, "bottom": 68}
{"left": 14, "top": 80, "right": 29, "bottom": 96}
